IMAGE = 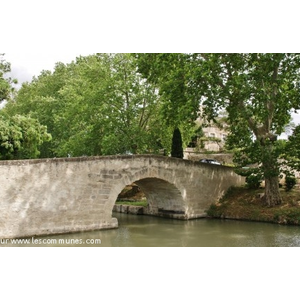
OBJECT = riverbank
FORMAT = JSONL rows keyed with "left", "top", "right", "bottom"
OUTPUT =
{"left": 116, "top": 186, "right": 300, "bottom": 225}
{"left": 116, "top": 183, "right": 300, "bottom": 225}
{"left": 206, "top": 186, "right": 300, "bottom": 225}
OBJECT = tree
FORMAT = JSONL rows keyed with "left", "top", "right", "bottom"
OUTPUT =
{"left": 171, "top": 128, "right": 184, "bottom": 158}
{"left": 54, "top": 54, "right": 165, "bottom": 156}
{"left": 135, "top": 53, "right": 200, "bottom": 125}
{"left": 0, "top": 114, "right": 52, "bottom": 159}
{"left": 135, "top": 53, "right": 201, "bottom": 154}
{"left": 0, "top": 55, "right": 51, "bottom": 159}
{"left": 137, "top": 53, "right": 300, "bottom": 206}
{"left": 0, "top": 53, "right": 17, "bottom": 103}
{"left": 4, "top": 62, "right": 70, "bottom": 157}
{"left": 4, "top": 54, "right": 167, "bottom": 157}
{"left": 194, "top": 53, "right": 300, "bottom": 206}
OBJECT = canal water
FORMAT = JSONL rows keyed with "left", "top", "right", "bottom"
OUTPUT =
{"left": 3, "top": 212, "right": 300, "bottom": 247}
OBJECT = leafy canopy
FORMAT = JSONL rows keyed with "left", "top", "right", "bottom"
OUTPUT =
{"left": 0, "top": 114, "right": 52, "bottom": 159}
{"left": 4, "top": 54, "right": 173, "bottom": 157}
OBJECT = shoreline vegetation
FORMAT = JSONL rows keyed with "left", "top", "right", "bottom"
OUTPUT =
{"left": 117, "top": 184, "right": 300, "bottom": 226}
{"left": 206, "top": 186, "right": 300, "bottom": 226}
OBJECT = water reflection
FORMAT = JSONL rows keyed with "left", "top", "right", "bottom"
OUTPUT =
{"left": 2, "top": 213, "right": 300, "bottom": 247}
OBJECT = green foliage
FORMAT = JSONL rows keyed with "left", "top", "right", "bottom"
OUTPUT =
{"left": 0, "top": 114, "right": 51, "bottom": 159}
{"left": 285, "top": 125, "right": 300, "bottom": 172}
{"left": 0, "top": 54, "right": 17, "bottom": 103}
{"left": 194, "top": 54, "right": 300, "bottom": 205}
{"left": 245, "top": 174, "right": 263, "bottom": 189}
{"left": 235, "top": 166, "right": 263, "bottom": 189}
{"left": 4, "top": 54, "right": 170, "bottom": 157}
{"left": 136, "top": 53, "right": 300, "bottom": 203}
{"left": 188, "top": 125, "right": 204, "bottom": 148}
{"left": 285, "top": 175, "right": 297, "bottom": 192}
{"left": 273, "top": 209, "right": 300, "bottom": 224}
{"left": 135, "top": 53, "right": 200, "bottom": 128}
{"left": 171, "top": 128, "right": 183, "bottom": 158}
{"left": 0, "top": 115, "right": 22, "bottom": 157}
{"left": 206, "top": 204, "right": 223, "bottom": 218}
{"left": 0, "top": 54, "right": 51, "bottom": 160}
{"left": 207, "top": 186, "right": 300, "bottom": 225}
{"left": 231, "top": 138, "right": 285, "bottom": 179}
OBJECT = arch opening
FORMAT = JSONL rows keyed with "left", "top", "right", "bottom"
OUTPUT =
{"left": 113, "top": 177, "right": 187, "bottom": 219}
{"left": 116, "top": 183, "right": 148, "bottom": 207}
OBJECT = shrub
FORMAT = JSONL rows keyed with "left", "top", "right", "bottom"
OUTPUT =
{"left": 246, "top": 174, "right": 262, "bottom": 189}
{"left": 285, "top": 175, "right": 297, "bottom": 191}
{"left": 206, "top": 204, "right": 222, "bottom": 217}
{"left": 171, "top": 128, "right": 183, "bottom": 159}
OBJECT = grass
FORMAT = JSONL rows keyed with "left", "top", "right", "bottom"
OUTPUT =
{"left": 206, "top": 185, "right": 300, "bottom": 225}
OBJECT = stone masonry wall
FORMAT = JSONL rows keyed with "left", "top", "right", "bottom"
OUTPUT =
{"left": 0, "top": 155, "right": 244, "bottom": 238}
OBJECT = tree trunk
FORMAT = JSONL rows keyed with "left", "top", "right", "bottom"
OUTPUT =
{"left": 258, "top": 136, "right": 282, "bottom": 207}
{"left": 264, "top": 176, "right": 282, "bottom": 206}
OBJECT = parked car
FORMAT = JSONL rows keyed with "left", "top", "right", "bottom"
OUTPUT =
{"left": 199, "top": 158, "right": 222, "bottom": 165}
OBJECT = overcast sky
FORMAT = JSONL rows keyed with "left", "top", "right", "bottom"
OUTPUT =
{"left": 5, "top": 52, "right": 94, "bottom": 87}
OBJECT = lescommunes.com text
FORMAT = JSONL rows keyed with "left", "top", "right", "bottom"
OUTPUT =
{"left": 0, "top": 237, "right": 101, "bottom": 245}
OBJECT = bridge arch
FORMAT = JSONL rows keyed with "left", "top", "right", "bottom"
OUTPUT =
{"left": 111, "top": 177, "right": 187, "bottom": 219}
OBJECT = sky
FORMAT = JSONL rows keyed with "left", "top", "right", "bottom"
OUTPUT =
{"left": 5, "top": 52, "right": 94, "bottom": 87}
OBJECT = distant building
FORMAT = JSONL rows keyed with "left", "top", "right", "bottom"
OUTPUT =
{"left": 184, "top": 122, "right": 232, "bottom": 163}
{"left": 201, "top": 123, "right": 228, "bottom": 152}
{"left": 189, "top": 107, "right": 229, "bottom": 152}
{"left": 184, "top": 108, "right": 230, "bottom": 161}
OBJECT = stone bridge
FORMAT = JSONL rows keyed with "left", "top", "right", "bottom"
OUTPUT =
{"left": 0, "top": 155, "right": 244, "bottom": 238}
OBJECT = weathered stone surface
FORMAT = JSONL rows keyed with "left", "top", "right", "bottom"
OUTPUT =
{"left": 0, "top": 155, "right": 244, "bottom": 238}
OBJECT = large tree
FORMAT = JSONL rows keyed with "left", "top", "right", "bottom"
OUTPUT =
{"left": 4, "top": 62, "right": 71, "bottom": 157}
{"left": 0, "top": 54, "right": 51, "bottom": 159}
{"left": 4, "top": 54, "right": 167, "bottom": 157}
{"left": 55, "top": 53, "right": 163, "bottom": 156}
{"left": 195, "top": 53, "right": 300, "bottom": 206}
{"left": 136, "top": 53, "right": 300, "bottom": 207}
{"left": 135, "top": 53, "right": 200, "bottom": 150}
